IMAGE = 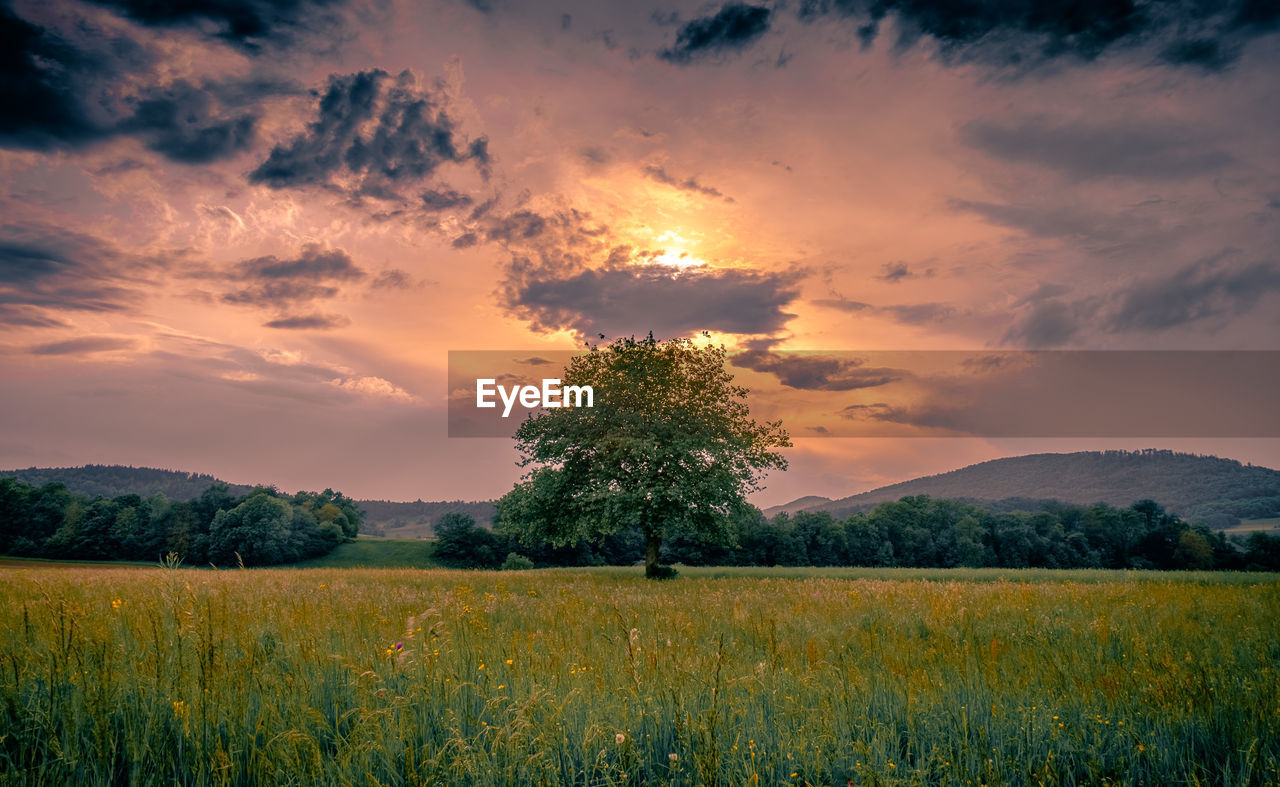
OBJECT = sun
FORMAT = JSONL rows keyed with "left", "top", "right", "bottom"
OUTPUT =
{"left": 652, "top": 249, "right": 703, "bottom": 268}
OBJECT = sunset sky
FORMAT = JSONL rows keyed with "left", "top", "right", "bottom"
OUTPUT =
{"left": 3, "top": 0, "right": 1279, "bottom": 505}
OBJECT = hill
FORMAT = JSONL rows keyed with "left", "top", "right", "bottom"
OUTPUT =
{"left": 0, "top": 465, "right": 255, "bottom": 501}
{"left": 762, "top": 495, "right": 833, "bottom": 518}
{"left": 0, "top": 465, "right": 495, "bottom": 536}
{"left": 784, "top": 450, "right": 1280, "bottom": 526}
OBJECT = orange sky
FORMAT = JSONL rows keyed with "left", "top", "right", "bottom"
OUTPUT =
{"left": 3, "top": 0, "right": 1279, "bottom": 503}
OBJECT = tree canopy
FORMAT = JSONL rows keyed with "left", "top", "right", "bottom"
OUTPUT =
{"left": 495, "top": 334, "right": 790, "bottom": 577}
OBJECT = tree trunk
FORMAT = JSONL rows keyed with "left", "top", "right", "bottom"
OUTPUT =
{"left": 645, "top": 533, "right": 661, "bottom": 577}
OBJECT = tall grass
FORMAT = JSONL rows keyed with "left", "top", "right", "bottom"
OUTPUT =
{"left": 1, "top": 566, "right": 1277, "bottom": 785}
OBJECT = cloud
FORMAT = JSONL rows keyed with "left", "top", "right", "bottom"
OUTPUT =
{"left": 1107, "top": 255, "right": 1280, "bottom": 332}
{"left": 219, "top": 244, "right": 366, "bottom": 310}
{"left": 263, "top": 313, "right": 351, "bottom": 330}
{"left": 84, "top": 0, "right": 352, "bottom": 54}
{"left": 0, "top": 5, "right": 295, "bottom": 161}
{"left": 875, "top": 262, "right": 931, "bottom": 283}
{"left": 642, "top": 164, "right": 734, "bottom": 202}
{"left": 123, "top": 80, "right": 259, "bottom": 164}
{"left": 329, "top": 375, "right": 415, "bottom": 401}
{"left": 660, "top": 3, "right": 771, "bottom": 64}
{"left": 0, "top": 223, "right": 150, "bottom": 319}
{"left": 1001, "top": 255, "right": 1280, "bottom": 346}
{"left": 501, "top": 259, "right": 801, "bottom": 338}
{"left": 420, "top": 187, "right": 475, "bottom": 211}
{"left": 813, "top": 296, "right": 960, "bottom": 326}
{"left": 961, "top": 118, "right": 1234, "bottom": 180}
{"left": 371, "top": 269, "right": 412, "bottom": 289}
{"left": 29, "top": 336, "right": 138, "bottom": 356}
{"left": 732, "top": 344, "right": 902, "bottom": 390}
{"left": 249, "top": 69, "right": 489, "bottom": 201}
{"left": 0, "top": 4, "right": 143, "bottom": 151}
{"left": 1003, "top": 298, "right": 1094, "bottom": 347}
{"left": 798, "top": 0, "right": 1280, "bottom": 71}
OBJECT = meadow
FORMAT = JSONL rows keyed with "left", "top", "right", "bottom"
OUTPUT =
{"left": 1, "top": 566, "right": 1277, "bottom": 785}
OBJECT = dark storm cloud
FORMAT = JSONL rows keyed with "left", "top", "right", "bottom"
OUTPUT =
{"left": 0, "top": 4, "right": 291, "bottom": 162}
{"left": 642, "top": 165, "right": 734, "bottom": 203}
{"left": 0, "top": 4, "right": 141, "bottom": 151}
{"left": 29, "top": 336, "right": 139, "bottom": 356}
{"left": 660, "top": 3, "right": 771, "bottom": 64}
{"left": 263, "top": 313, "right": 351, "bottom": 330}
{"left": 501, "top": 260, "right": 801, "bottom": 338}
{"left": 797, "top": 0, "right": 1279, "bottom": 71}
{"left": 961, "top": 118, "right": 1234, "bottom": 180}
{"left": 732, "top": 343, "right": 902, "bottom": 391}
{"left": 249, "top": 69, "right": 490, "bottom": 200}
{"left": 123, "top": 80, "right": 258, "bottom": 164}
{"left": 0, "top": 224, "right": 149, "bottom": 317}
{"left": 85, "top": 0, "right": 350, "bottom": 54}
{"left": 220, "top": 245, "right": 366, "bottom": 308}
{"left": 1107, "top": 255, "right": 1280, "bottom": 332}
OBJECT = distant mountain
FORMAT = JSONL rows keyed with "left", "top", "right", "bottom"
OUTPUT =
{"left": 0, "top": 465, "right": 494, "bottom": 536}
{"left": 777, "top": 450, "right": 1280, "bottom": 525}
{"left": 762, "top": 495, "right": 832, "bottom": 518}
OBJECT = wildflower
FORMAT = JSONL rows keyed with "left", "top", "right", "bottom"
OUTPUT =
{"left": 506, "top": 659, "right": 513, "bottom": 665}
{"left": 478, "top": 663, "right": 485, "bottom": 670}
{"left": 616, "top": 733, "right": 626, "bottom": 745}
{"left": 395, "top": 642, "right": 403, "bottom": 651}
{"left": 1138, "top": 744, "right": 1145, "bottom": 752}
{"left": 111, "top": 599, "right": 123, "bottom": 610}
{"left": 669, "top": 753, "right": 679, "bottom": 762}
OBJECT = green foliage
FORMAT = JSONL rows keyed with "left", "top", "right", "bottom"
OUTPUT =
{"left": 497, "top": 334, "right": 790, "bottom": 577}
{"left": 0, "top": 478, "right": 360, "bottom": 566}
{"left": 501, "top": 551, "right": 534, "bottom": 571}
{"left": 433, "top": 513, "right": 501, "bottom": 569}
{"left": 1, "top": 568, "right": 1277, "bottom": 784}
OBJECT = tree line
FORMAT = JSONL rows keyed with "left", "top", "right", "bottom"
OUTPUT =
{"left": 433, "top": 495, "right": 1280, "bottom": 572}
{"left": 0, "top": 478, "right": 360, "bottom": 566}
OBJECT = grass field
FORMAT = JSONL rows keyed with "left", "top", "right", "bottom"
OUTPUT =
{"left": 1, "top": 566, "right": 1277, "bottom": 785}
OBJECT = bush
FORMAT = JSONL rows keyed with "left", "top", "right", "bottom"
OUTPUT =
{"left": 501, "top": 552, "right": 534, "bottom": 571}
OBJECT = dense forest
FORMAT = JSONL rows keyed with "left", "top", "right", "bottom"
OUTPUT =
{"left": 0, "top": 478, "right": 361, "bottom": 566}
{"left": 0, "top": 466, "right": 494, "bottom": 536}
{"left": 432, "top": 495, "right": 1280, "bottom": 572}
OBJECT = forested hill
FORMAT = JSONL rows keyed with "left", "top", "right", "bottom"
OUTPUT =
{"left": 798, "top": 450, "right": 1280, "bottom": 524}
{"left": 0, "top": 465, "right": 495, "bottom": 535}
{"left": 0, "top": 465, "right": 255, "bottom": 500}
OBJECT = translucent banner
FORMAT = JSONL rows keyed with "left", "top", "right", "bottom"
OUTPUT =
{"left": 447, "top": 350, "right": 1280, "bottom": 438}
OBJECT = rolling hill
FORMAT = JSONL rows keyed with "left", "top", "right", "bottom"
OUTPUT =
{"left": 778, "top": 450, "right": 1280, "bottom": 524}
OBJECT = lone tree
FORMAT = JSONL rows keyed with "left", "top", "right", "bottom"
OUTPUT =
{"left": 496, "top": 334, "right": 790, "bottom": 578}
